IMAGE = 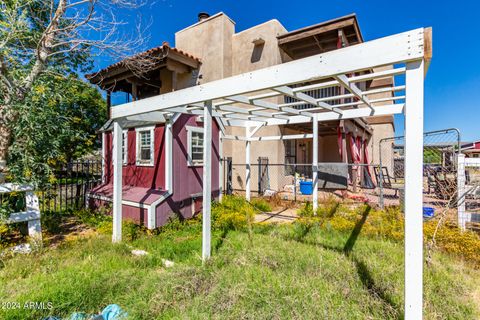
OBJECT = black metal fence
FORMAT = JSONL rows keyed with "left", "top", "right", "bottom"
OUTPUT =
{"left": 39, "top": 160, "right": 102, "bottom": 212}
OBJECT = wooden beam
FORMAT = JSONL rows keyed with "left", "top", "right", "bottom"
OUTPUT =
{"left": 278, "top": 17, "right": 356, "bottom": 45}
{"left": 111, "top": 28, "right": 427, "bottom": 120}
{"left": 424, "top": 27, "right": 433, "bottom": 75}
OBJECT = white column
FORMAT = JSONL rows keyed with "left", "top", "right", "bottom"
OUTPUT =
{"left": 312, "top": 114, "right": 318, "bottom": 212}
{"left": 25, "top": 191, "right": 42, "bottom": 243}
{"left": 202, "top": 101, "right": 213, "bottom": 261}
{"left": 457, "top": 153, "right": 467, "bottom": 230}
{"left": 245, "top": 126, "right": 251, "bottom": 201}
{"left": 165, "top": 120, "right": 173, "bottom": 191}
{"left": 404, "top": 59, "right": 424, "bottom": 319}
{"left": 219, "top": 132, "right": 224, "bottom": 202}
{"left": 101, "top": 132, "right": 106, "bottom": 184}
{"left": 112, "top": 121, "right": 123, "bottom": 243}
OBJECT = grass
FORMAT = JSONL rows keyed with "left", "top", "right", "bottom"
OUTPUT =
{"left": 1, "top": 218, "right": 479, "bottom": 319}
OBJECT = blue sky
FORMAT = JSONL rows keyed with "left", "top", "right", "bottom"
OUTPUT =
{"left": 97, "top": 0, "right": 480, "bottom": 141}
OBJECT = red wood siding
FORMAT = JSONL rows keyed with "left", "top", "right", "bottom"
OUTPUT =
{"left": 98, "top": 115, "right": 220, "bottom": 228}
{"left": 104, "top": 124, "right": 166, "bottom": 190}
{"left": 155, "top": 114, "right": 220, "bottom": 223}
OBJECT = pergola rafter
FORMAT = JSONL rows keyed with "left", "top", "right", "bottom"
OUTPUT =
{"left": 110, "top": 27, "right": 432, "bottom": 320}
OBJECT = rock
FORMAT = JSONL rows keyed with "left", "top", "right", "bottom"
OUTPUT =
{"left": 11, "top": 243, "right": 32, "bottom": 254}
{"left": 131, "top": 249, "right": 149, "bottom": 256}
{"left": 162, "top": 259, "right": 174, "bottom": 268}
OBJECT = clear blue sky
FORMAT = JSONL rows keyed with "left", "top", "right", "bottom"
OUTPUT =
{"left": 97, "top": 0, "right": 480, "bottom": 141}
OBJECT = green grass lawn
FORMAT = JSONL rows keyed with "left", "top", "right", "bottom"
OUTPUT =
{"left": 1, "top": 222, "right": 479, "bottom": 319}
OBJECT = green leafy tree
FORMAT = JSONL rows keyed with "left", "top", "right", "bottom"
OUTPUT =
{"left": 0, "top": 0, "right": 147, "bottom": 182}
{"left": 7, "top": 74, "right": 106, "bottom": 186}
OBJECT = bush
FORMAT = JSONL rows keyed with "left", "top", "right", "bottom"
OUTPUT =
{"left": 250, "top": 198, "right": 272, "bottom": 212}
{"left": 73, "top": 207, "right": 112, "bottom": 230}
{"left": 123, "top": 220, "right": 147, "bottom": 241}
{"left": 211, "top": 195, "right": 254, "bottom": 231}
{"left": 297, "top": 201, "right": 314, "bottom": 217}
{"left": 297, "top": 197, "right": 339, "bottom": 218}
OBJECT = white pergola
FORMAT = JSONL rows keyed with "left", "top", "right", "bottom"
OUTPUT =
{"left": 110, "top": 27, "right": 431, "bottom": 318}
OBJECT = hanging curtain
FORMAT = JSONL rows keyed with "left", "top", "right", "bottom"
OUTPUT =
{"left": 337, "top": 126, "right": 343, "bottom": 160}
{"left": 362, "top": 138, "right": 375, "bottom": 189}
{"left": 348, "top": 133, "right": 361, "bottom": 184}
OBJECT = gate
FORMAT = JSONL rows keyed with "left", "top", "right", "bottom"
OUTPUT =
{"left": 224, "top": 157, "right": 233, "bottom": 195}
{"left": 257, "top": 157, "right": 270, "bottom": 195}
{"left": 377, "top": 128, "right": 461, "bottom": 208}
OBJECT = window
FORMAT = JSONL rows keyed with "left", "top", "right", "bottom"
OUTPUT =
{"left": 136, "top": 126, "right": 154, "bottom": 166}
{"left": 187, "top": 126, "right": 204, "bottom": 166}
{"left": 122, "top": 130, "right": 128, "bottom": 165}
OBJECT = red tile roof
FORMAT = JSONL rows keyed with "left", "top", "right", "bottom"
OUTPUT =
{"left": 85, "top": 42, "right": 200, "bottom": 81}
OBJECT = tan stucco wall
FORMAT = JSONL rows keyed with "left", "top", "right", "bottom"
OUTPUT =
{"left": 175, "top": 13, "right": 234, "bottom": 83}
{"left": 173, "top": 13, "right": 397, "bottom": 192}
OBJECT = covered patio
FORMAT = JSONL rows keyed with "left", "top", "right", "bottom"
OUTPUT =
{"left": 109, "top": 27, "right": 431, "bottom": 319}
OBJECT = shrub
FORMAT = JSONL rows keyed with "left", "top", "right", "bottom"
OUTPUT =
{"left": 211, "top": 195, "right": 254, "bottom": 231}
{"left": 297, "top": 197, "right": 340, "bottom": 218}
{"left": 297, "top": 201, "right": 314, "bottom": 217}
{"left": 123, "top": 220, "right": 147, "bottom": 241}
{"left": 41, "top": 211, "right": 64, "bottom": 235}
{"left": 250, "top": 198, "right": 272, "bottom": 212}
{"left": 73, "top": 207, "right": 112, "bottom": 230}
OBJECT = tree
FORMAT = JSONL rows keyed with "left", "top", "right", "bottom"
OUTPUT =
{"left": 0, "top": 0, "right": 147, "bottom": 176}
{"left": 7, "top": 74, "right": 107, "bottom": 186}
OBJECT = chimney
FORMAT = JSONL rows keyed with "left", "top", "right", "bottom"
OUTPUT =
{"left": 198, "top": 12, "right": 210, "bottom": 22}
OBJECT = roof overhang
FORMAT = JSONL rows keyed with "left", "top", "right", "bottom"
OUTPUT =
{"left": 86, "top": 44, "right": 200, "bottom": 91}
{"left": 110, "top": 27, "right": 432, "bottom": 130}
{"left": 277, "top": 13, "right": 363, "bottom": 59}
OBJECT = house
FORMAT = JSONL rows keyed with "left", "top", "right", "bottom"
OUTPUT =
{"left": 86, "top": 12, "right": 396, "bottom": 228}
{"left": 170, "top": 12, "right": 395, "bottom": 192}
{"left": 462, "top": 140, "right": 480, "bottom": 158}
{"left": 85, "top": 46, "right": 221, "bottom": 228}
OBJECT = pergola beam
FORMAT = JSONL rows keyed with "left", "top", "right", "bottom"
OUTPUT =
{"left": 335, "top": 74, "right": 374, "bottom": 111}
{"left": 273, "top": 86, "right": 342, "bottom": 114}
{"left": 111, "top": 28, "right": 426, "bottom": 120}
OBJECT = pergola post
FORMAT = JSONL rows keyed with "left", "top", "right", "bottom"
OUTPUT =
{"left": 457, "top": 153, "right": 467, "bottom": 230}
{"left": 219, "top": 132, "right": 224, "bottom": 202}
{"left": 112, "top": 121, "right": 123, "bottom": 243}
{"left": 404, "top": 59, "right": 424, "bottom": 319}
{"left": 202, "top": 101, "right": 213, "bottom": 261}
{"left": 312, "top": 114, "right": 318, "bottom": 213}
{"left": 245, "top": 126, "right": 251, "bottom": 201}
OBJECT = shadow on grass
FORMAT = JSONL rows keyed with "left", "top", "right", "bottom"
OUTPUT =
{"left": 286, "top": 205, "right": 403, "bottom": 318}
{"left": 215, "top": 228, "right": 230, "bottom": 252}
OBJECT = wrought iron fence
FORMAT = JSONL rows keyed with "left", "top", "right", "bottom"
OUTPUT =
{"left": 39, "top": 160, "right": 102, "bottom": 212}
{"left": 0, "top": 160, "right": 102, "bottom": 214}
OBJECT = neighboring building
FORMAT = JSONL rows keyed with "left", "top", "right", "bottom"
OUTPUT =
{"left": 86, "top": 12, "right": 396, "bottom": 227}
{"left": 462, "top": 141, "right": 480, "bottom": 158}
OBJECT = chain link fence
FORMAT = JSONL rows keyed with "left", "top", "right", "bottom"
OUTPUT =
{"left": 375, "top": 129, "right": 460, "bottom": 209}
{"left": 223, "top": 128, "right": 480, "bottom": 232}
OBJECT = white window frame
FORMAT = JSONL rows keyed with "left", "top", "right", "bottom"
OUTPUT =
{"left": 187, "top": 126, "right": 204, "bottom": 166}
{"left": 135, "top": 126, "right": 155, "bottom": 166}
{"left": 122, "top": 130, "right": 128, "bottom": 165}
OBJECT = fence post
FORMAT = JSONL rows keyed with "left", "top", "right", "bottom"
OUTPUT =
{"left": 245, "top": 127, "right": 251, "bottom": 201}
{"left": 258, "top": 157, "right": 262, "bottom": 196}
{"left": 457, "top": 153, "right": 467, "bottom": 231}
{"left": 294, "top": 164, "right": 297, "bottom": 202}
